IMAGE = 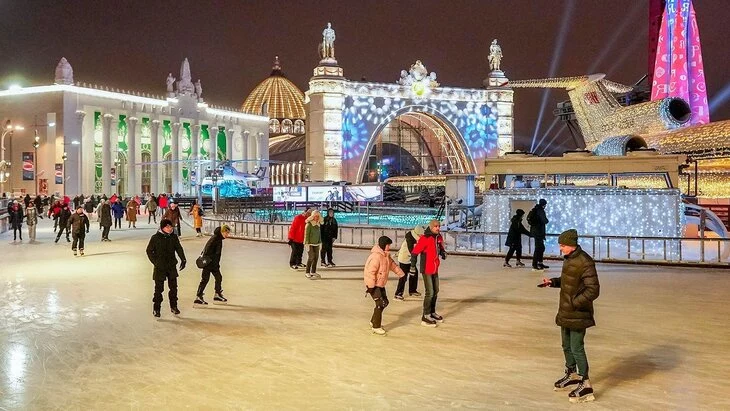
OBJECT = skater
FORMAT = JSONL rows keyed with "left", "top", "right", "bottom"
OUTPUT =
{"left": 145, "top": 195, "right": 157, "bottom": 224}
{"left": 163, "top": 201, "right": 182, "bottom": 236}
{"left": 99, "top": 199, "right": 112, "bottom": 241}
{"left": 146, "top": 219, "right": 187, "bottom": 317}
{"left": 50, "top": 200, "right": 62, "bottom": 231}
{"left": 364, "top": 236, "right": 405, "bottom": 335}
{"left": 194, "top": 224, "right": 231, "bottom": 306}
{"left": 320, "top": 208, "right": 338, "bottom": 267}
{"left": 126, "top": 198, "right": 139, "bottom": 228}
{"left": 25, "top": 203, "right": 38, "bottom": 242}
{"left": 157, "top": 193, "right": 168, "bottom": 216}
{"left": 395, "top": 225, "right": 424, "bottom": 300}
{"left": 189, "top": 200, "right": 203, "bottom": 237}
{"left": 68, "top": 206, "right": 90, "bottom": 256}
{"left": 34, "top": 195, "right": 43, "bottom": 218}
{"left": 287, "top": 208, "right": 311, "bottom": 270}
{"left": 504, "top": 209, "right": 531, "bottom": 268}
{"left": 541, "top": 229, "right": 600, "bottom": 403}
{"left": 55, "top": 204, "right": 72, "bottom": 243}
{"left": 411, "top": 219, "right": 447, "bottom": 327}
{"left": 111, "top": 199, "right": 124, "bottom": 229}
{"left": 9, "top": 201, "right": 24, "bottom": 241}
{"left": 528, "top": 199, "right": 549, "bottom": 271}
{"left": 304, "top": 210, "right": 323, "bottom": 279}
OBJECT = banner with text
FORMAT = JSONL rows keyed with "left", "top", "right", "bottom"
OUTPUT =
{"left": 55, "top": 164, "right": 63, "bottom": 184}
{"left": 22, "top": 152, "right": 34, "bottom": 180}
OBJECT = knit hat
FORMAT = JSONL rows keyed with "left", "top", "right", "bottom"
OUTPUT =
{"left": 378, "top": 235, "right": 393, "bottom": 250}
{"left": 558, "top": 229, "right": 579, "bottom": 247}
{"left": 515, "top": 208, "right": 525, "bottom": 216}
{"left": 538, "top": 198, "right": 547, "bottom": 207}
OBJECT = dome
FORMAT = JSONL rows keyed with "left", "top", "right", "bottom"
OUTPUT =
{"left": 241, "top": 56, "right": 306, "bottom": 121}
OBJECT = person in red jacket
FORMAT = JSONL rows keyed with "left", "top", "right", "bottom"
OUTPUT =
{"left": 411, "top": 219, "right": 447, "bottom": 327}
{"left": 288, "top": 208, "right": 311, "bottom": 270}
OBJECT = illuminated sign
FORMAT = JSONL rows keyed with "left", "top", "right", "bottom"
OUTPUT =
{"left": 344, "top": 185, "right": 383, "bottom": 202}
{"left": 307, "top": 186, "right": 343, "bottom": 201}
{"left": 273, "top": 186, "right": 307, "bottom": 202}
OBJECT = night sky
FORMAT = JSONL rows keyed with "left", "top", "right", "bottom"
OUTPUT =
{"left": 1, "top": 0, "right": 728, "bottom": 155}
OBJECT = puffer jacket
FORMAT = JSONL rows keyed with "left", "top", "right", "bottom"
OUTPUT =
{"left": 25, "top": 206, "right": 38, "bottom": 226}
{"left": 411, "top": 228, "right": 446, "bottom": 275}
{"left": 321, "top": 215, "right": 338, "bottom": 241}
{"left": 304, "top": 216, "right": 322, "bottom": 245}
{"left": 201, "top": 226, "right": 225, "bottom": 270}
{"left": 548, "top": 246, "right": 600, "bottom": 329}
{"left": 397, "top": 230, "right": 421, "bottom": 264}
{"left": 529, "top": 205, "right": 549, "bottom": 239}
{"left": 146, "top": 230, "right": 186, "bottom": 280}
{"left": 506, "top": 214, "right": 530, "bottom": 246}
{"left": 288, "top": 213, "right": 307, "bottom": 243}
{"left": 67, "top": 212, "right": 90, "bottom": 234}
{"left": 364, "top": 245, "right": 405, "bottom": 288}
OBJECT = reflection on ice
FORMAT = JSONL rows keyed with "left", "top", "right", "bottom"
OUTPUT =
{"left": 6, "top": 344, "right": 27, "bottom": 392}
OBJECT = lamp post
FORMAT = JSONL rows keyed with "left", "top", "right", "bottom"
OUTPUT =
{"left": 33, "top": 131, "right": 40, "bottom": 194}
{"left": 62, "top": 151, "right": 68, "bottom": 197}
{"left": 1, "top": 120, "right": 25, "bottom": 195}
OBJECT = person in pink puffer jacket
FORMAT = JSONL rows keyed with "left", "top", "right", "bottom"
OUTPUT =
{"left": 364, "top": 236, "right": 405, "bottom": 335}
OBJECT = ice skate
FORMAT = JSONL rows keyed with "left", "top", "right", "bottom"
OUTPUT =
{"left": 54, "top": 238, "right": 59, "bottom": 243}
{"left": 430, "top": 313, "right": 444, "bottom": 323}
{"left": 568, "top": 379, "right": 595, "bottom": 403}
{"left": 312, "top": 273, "right": 321, "bottom": 280}
{"left": 409, "top": 291, "right": 422, "bottom": 297}
{"left": 532, "top": 267, "right": 544, "bottom": 273}
{"left": 296, "top": 264, "right": 306, "bottom": 269}
{"left": 193, "top": 296, "right": 208, "bottom": 307}
{"left": 73, "top": 249, "right": 77, "bottom": 256}
{"left": 304, "top": 272, "right": 314, "bottom": 279}
{"left": 503, "top": 262, "right": 512, "bottom": 268}
{"left": 153, "top": 309, "right": 161, "bottom": 318}
{"left": 66, "top": 237, "right": 71, "bottom": 242}
{"left": 554, "top": 366, "right": 581, "bottom": 391}
{"left": 328, "top": 262, "right": 336, "bottom": 267}
{"left": 515, "top": 260, "right": 525, "bottom": 267}
{"left": 321, "top": 262, "right": 327, "bottom": 268}
{"left": 171, "top": 307, "right": 180, "bottom": 315}
{"left": 79, "top": 249, "right": 84, "bottom": 256}
{"left": 539, "top": 263, "right": 550, "bottom": 270}
{"left": 421, "top": 316, "right": 438, "bottom": 327}
{"left": 394, "top": 294, "right": 404, "bottom": 301}
{"left": 290, "top": 265, "right": 299, "bottom": 271}
{"left": 213, "top": 292, "right": 228, "bottom": 304}
{"left": 372, "top": 327, "right": 386, "bottom": 335}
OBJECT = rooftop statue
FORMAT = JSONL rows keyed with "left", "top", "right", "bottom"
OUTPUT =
{"left": 319, "top": 22, "right": 336, "bottom": 62}
{"left": 488, "top": 39, "right": 503, "bottom": 72}
{"left": 166, "top": 73, "right": 176, "bottom": 94}
{"left": 54, "top": 57, "right": 74, "bottom": 85}
{"left": 177, "top": 58, "right": 195, "bottom": 96}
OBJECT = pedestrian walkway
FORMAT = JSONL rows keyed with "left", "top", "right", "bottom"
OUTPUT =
{"left": 1, "top": 217, "right": 729, "bottom": 409}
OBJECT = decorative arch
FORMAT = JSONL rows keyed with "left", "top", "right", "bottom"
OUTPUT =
{"left": 355, "top": 105, "right": 477, "bottom": 183}
{"left": 282, "top": 119, "right": 293, "bottom": 134}
{"left": 269, "top": 119, "right": 280, "bottom": 133}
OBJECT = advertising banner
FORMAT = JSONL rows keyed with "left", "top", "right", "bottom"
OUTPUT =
{"left": 22, "top": 152, "right": 34, "bottom": 180}
{"left": 110, "top": 167, "right": 116, "bottom": 186}
{"left": 307, "top": 186, "right": 343, "bottom": 201}
{"left": 273, "top": 186, "right": 307, "bottom": 202}
{"left": 55, "top": 164, "right": 63, "bottom": 184}
{"left": 39, "top": 179, "right": 48, "bottom": 195}
{"left": 344, "top": 185, "right": 383, "bottom": 202}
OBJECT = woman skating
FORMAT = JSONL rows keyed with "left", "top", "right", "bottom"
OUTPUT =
{"left": 126, "top": 198, "right": 139, "bottom": 228}
{"left": 189, "top": 201, "right": 204, "bottom": 237}
{"left": 194, "top": 224, "right": 231, "bottom": 306}
{"left": 304, "top": 210, "right": 323, "bottom": 279}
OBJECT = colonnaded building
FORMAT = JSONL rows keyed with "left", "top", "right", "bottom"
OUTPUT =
{"left": 0, "top": 58, "right": 269, "bottom": 197}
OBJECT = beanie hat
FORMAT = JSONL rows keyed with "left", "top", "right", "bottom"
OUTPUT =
{"left": 538, "top": 198, "right": 547, "bottom": 207}
{"left": 558, "top": 229, "right": 579, "bottom": 247}
{"left": 515, "top": 208, "right": 525, "bottom": 216}
{"left": 378, "top": 235, "right": 393, "bottom": 250}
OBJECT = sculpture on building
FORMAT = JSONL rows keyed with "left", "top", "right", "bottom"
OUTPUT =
{"left": 319, "top": 22, "right": 336, "bottom": 62}
{"left": 54, "top": 57, "right": 74, "bottom": 85}
{"left": 397, "top": 60, "right": 439, "bottom": 99}
{"left": 488, "top": 39, "right": 503, "bottom": 72}
{"left": 177, "top": 58, "right": 195, "bottom": 96}
{"left": 195, "top": 79, "right": 203, "bottom": 101}
{"left": 166, "top": 73, "right": 176, "bottom": 96}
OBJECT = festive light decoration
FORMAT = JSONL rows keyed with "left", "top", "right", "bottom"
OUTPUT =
{"left": 246, "top": 209, "right": 433, "bottom": 228}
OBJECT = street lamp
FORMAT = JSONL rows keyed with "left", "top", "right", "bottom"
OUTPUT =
{"left": 1, "top": 120, "right": 25, "bottom": 195}
{"left": 62, "top": 151, "right": 68, "bottom": 197}
{"left": 33, "top": 130, "right": 40, "bottom": 194}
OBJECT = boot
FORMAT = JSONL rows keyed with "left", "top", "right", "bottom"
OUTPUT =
{"left": 568, "top": 378, "right": 595, "bottom": 403}
{"left": 214, "top": 292, "right": 228, "bottom": 303}
{"left": 515, "top": 260, "right": 525, "bottom": 267}
{"left": 554, "top": 366, "right": 581, "bottom": 391}
{"left": 194, "top": 295, "right": 208, "bottom": 307}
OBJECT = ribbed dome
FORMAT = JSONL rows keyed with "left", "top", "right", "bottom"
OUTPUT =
{"left": 241, "top": 56, "right": 306, "bottom": 120}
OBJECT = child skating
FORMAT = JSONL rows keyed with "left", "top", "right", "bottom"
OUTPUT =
{"left": 364, "top": 236, "right": 405, "bottom": 335}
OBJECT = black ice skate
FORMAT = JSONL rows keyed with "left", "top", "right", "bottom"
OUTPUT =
{"left": 79, "top": 249, "right": 84, "bottom": 256}
{"left": 213, "top": 292, "right": 228, "bottom": 304}
{"left": 193, "top": 296, "right": 208, "bottom": 307}
{"left": 421, "top": 316, "right": 438, "bottom": 327}
{"left": 171, "top": 307, "right": 180, "bottom": 315}
{"left": 568, "top": 379, "right": 595, "bottom": 403}
{"left": 153, "top": 309, "right": 161, "bottom": 318}
{"left": 515, "top": 261, "right": 525, "bottom": 267}
{"left": 554, "top": 366, "right": 581, "bottom": 391}
{"left": 73, "top": 249, "right": 77, "bottom": 256}
{"left": 503, "top": 262, "right": 512, "bottom": 268}
{"left": 430, "top": 313, "right": 444, "bottom": 323}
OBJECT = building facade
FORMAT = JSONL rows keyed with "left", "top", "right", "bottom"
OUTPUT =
{"left": 0, "top": 58, "right": 269, "bottom": 197}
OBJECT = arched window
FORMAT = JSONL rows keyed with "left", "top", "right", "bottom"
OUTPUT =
{"left": 282, "top": 119, "right": 293, "bottom": 134}
{"left": 269, "top": 119, "right": 280, "bottom": 133}
{"left": 294, "top": 120, "right": 305, "bottom": 134}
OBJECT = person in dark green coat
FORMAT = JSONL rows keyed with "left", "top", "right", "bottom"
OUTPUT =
{"left": 541, "top": 229, "right": 600, "bottom": 404}
{"left": 303, "top": 210, "right": 323, "bottom": 279}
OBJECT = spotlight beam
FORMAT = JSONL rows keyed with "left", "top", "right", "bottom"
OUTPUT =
{"left": 587, "top": 1, "right": 644, "bottom": 73}
{"left": 532, "top": 117, "right": 560, "bottom": 153}
{"left": 538, "top": 125, "right": 568, "bottom": 156}
{"left": 709, "top": 83, "right": 730, "bottom": 115}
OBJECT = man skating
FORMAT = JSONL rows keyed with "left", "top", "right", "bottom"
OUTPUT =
{"left": 541, "top": 229, "right": 600, "bottom": 403}
{"left": 67, "top": 206, "right": 90, "bottom": 256}
{"left": 411, "top": 219, "right": 447, "bottom": 327}
{"left": 146, "top": 219, "right": 187, "bottom": 318}
{"left": 55, "top": 204, "right": 72, "bottom": 243}
{"left": 25, "top": 204, "right": 38, "bottom": 243}
{"left": 528, "top": 199, "right": 549, "bottom": 271}
{"left": 194, "top": 225, "right": 231, "bottom": 306}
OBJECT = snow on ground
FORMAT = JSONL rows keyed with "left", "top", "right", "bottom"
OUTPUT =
{"left": 1, "top": 217, "right": 729, "bottom": 409}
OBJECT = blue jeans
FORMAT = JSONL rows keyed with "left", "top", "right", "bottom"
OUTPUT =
{"left": 422, "top": 273, "right": 439, "bottom": 316}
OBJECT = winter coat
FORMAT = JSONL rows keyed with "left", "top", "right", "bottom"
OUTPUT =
{"left": 163, "top": 207, "right": 182, "bottom": 227}
{"left": 364, "top": 245, "right": 405, "bottom": 288}
{"left": 111, "top": 202, "right": 125, "bottom": 219}
{"left": 528, "top": 205, "right": 549, "bottom": 239}
{"left": 321, "top": 215, "right": 338, "bottom": 241}
{"left": 84, "top": 201, "right": 95, "bottom": 213}
{"left": 34, "top": 196, "right": 43, "bottom": 213}
{"left": 126, "top": 200, "right": 138, "bottom": 222}
{"left": 145, "top": 198, "right": 157, "bottom": 213}
{"left": 411, "top": 228, "right": 446, "bottom": 276}
{"left": 58, "top": 208, "right": 72, "bottom": 227}
{"left": 9, "top": 205, "right": 24, "bottom": 229}
{"left": 189, "top": 205, "right": 203, "bottom": 229}
{"left": 25, "top": 206, "right": 38, "bottom": 226}
{"left": 304, "top": 216, "right": 322, "bottom": 246}
{"left": 158, "top": 195, "right": 168, "bottom": 208}
{"left": 99, "top": 203, "right": 112, "bottom": 227}
{"left": 398, "top": 229, "right": 421, "bottom": 264}
{"left": 146, "top": 230, "right": 186, "bottom": 280}
{"left": 548, "top": 246, "right": 600, "bottom": 329}
{"left": 506, "top": 215, "right": 531, "bottom": 246}
{"left": 201, "top": 227, "right": 225, "bottom": 271}
{"left": 67, "top": 212, "right": 90, "bottom": 234}
{"left": 288, "top": 213, "right": 307, "bottom": 243}
{"left": 51, "top": 203, "right": 62, "bottom": 218}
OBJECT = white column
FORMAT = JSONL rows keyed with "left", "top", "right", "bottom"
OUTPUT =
{"left": 210, "top": 126, "right": 218, "bottom": 170}
{"left": 191, "top": 124, "right": 200, "bottom": 162}
{"left": 171, "top": 122, "right": 181, "bottom": 194}
{"left": 225, "top": 128, "right": 235, "bottom": 161}
{"left": 101, "top": 114, "right": 113, "bottom": 196}
{"left": 241, "top": 130, "right": 250, "bottom": 173}
{"left": 75, "top": 111, "right": 86, "bottom": 195}
{"left": 150, "top": 120, "right": 160, "bottom": 195}
{"left": 127, "top": 117, "right": 139, "bottom": 196}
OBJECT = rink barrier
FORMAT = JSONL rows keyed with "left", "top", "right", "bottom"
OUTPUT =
{"left": 201, "top": 218, "right": 730, "bottom": 268}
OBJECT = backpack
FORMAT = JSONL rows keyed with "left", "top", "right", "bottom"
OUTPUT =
{"left": 198, "top": 207, "right": 204, "bottom": 217}
{"left": 526, "top": 207, "right": 537, "bottom": 226}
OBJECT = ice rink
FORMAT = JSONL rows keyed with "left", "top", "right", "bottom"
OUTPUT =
{"left": 1, "top": 217, "right": 730, "bottom": 410}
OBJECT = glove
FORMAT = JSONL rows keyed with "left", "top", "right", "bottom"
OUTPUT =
{"left": 179, "top": 260, "right": 186, "bottom": 271}
{"left": 439, "top": 250, "right": 447, "bottom": 260}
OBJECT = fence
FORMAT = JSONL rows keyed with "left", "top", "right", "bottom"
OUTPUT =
{"left": 202, "top": 217, "right": 730, "bottom": 267}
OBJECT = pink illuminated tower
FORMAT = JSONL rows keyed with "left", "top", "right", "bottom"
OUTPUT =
{"left": 651, "top": 0, "right": 709, "bottom": 124}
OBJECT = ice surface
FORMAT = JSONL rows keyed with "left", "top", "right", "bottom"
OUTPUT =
{"left": 1, "top": 218, "right": 730, "bottom": 409}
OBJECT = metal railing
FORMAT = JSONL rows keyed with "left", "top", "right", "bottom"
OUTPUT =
{"left": 202, "top": 217, "right": 730, "bottom": 267}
